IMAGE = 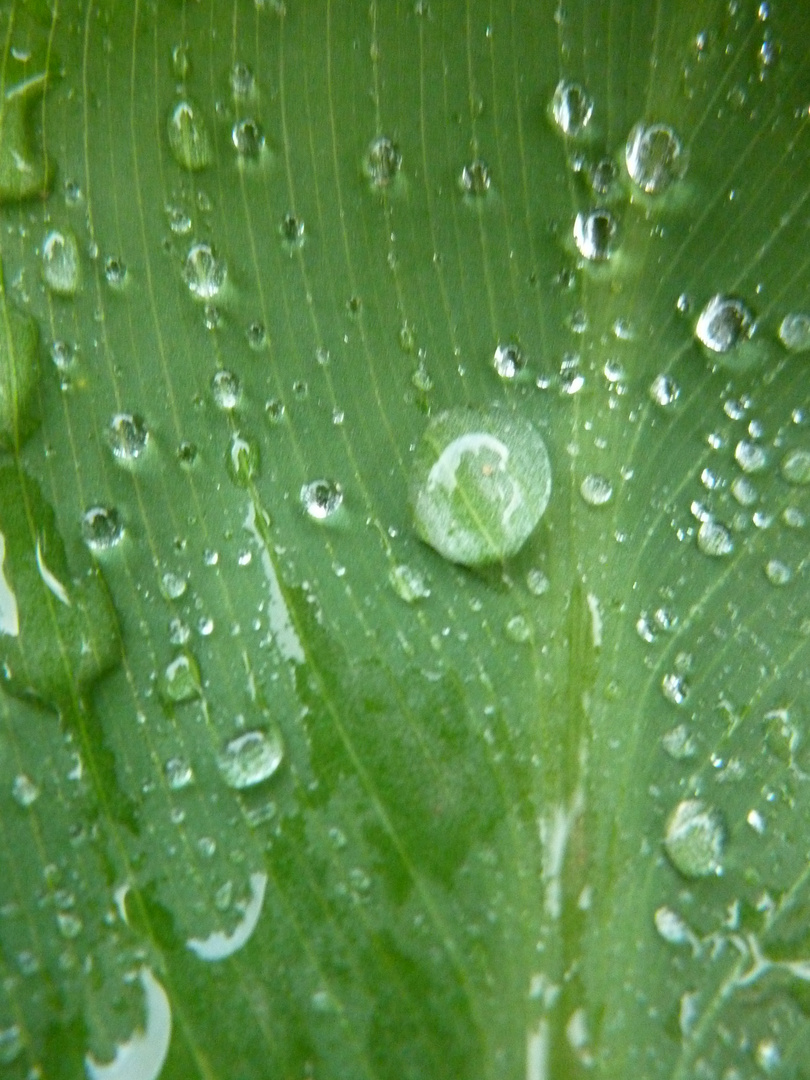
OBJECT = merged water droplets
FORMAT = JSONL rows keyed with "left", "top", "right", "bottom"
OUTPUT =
{"left": 409, "top": 407, "right": 551, "bottom": 566}
{"left": 301, "top": 479, "right": 344, "bottom": 520}
{"left": 184, "top": 242, "right": 226, "bottom": 300}
{"left": 573, "top": 209, "right": 617, "bottom": 262}
{"left": 695, "top": 294, "right": 753, "bottom": 353}
{"left": 108, "top": 413, "right": 149, "bottom": 461}
{"left": 664, "top": 798, "right": 725, "bottom": 878}
{"left": 218, "top": 727, "right": 283, "bottom": 790}
{"left": 625, "top": 122, "right": 685, "bottom": 194}
{"left": 363, "top": 135, "right": 402, "bottom": 188}
{"left": 42, "top": 229, "right": 80, "bottom": 296}
{"left": 551, "top": 80, "right": 593, "bottom": 138}
{"left": 167, "top": 100, "right": 212, "bottom": 171}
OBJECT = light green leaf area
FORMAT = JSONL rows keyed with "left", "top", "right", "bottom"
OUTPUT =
{"left": 0, "top": 0, "right": 808, "bottom": 1077}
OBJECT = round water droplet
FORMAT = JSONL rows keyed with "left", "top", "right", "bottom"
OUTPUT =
{"left": 218, "top": 727, "right": 283, "bottom": 789}
{"left": 580, "top": 474, "right": 613, "bottom": 506}
{"left": 246, "top": 321, "right": 267, "bottom": 349}
{"left": 265, "top": 398, "right": 285, "bottom": 423}
{"left": 573, "top": 208, "right": 617, "bottom": 261}
{"left": 410, "top": 407, "right": 552, "bottom": 567}
{"left": 389, "top": 563, "right": 430, "bottom": 603}
{"left": 734, "top": 439, "right": 767, "bottom": 474}
{"left": 731, "top": 475, "right": 757, "bottom": 506}
{"left": 50, "top": 339, "right": 75, "bottom": 371}
{"left": 184, "top": 242, "right": 226, "bottom": 300}
{"left": 42, "top": 229, "right": 80, "bottom": 296}
{"left": 695, "top": 294, "right": 753, "bottom": 353}
{"left": 551, "top": 79, "right": 594, "bottom": 137}
{"left": 230, "top": 61, "right": 255, "bottom": 98}
{"left": 301, "top": 479, "right": 343, "bottom": 520}
{"left": 625, "top": 122, "right": 685, "bottom": 193}
{"left": 664, "top": 798, "right": 725, "bottom": 878}
{"left": 459, "top": 158, "right": 491, "bottom": 196}
{"left": 12, "top": 773, "right": 39, "bottom": 807}
{"left": 161, "top": 651, "right": 202, "bottom": 703}
{"left": 167, "top": 100, "right": 211, "bottom": 171}
{"left": 104, "top": 256, "right": 127, "bottom": 287}
{"left": 166, "top": 204, "right": 192, "bottom": 235}
{"left": 662, "top": 672, "right": 689, "bottom": 705}
{"left": 280, "top": 213, "right": 305, "bottom": 249}
{"left": 211, "top": 369, "right": 241, "bottom": 410}
{"left": 165, "top": 756, "right": 194, "bottom": 790}
{"left": 697, "top": 518, "right": 733, "bottom": 557}
{"left": 363, "top": 135, "right": 402, "bottom": 187}
{"left": 108, "top": 413, "right": 148, "bottom": 461}
{"left": 226, "top": 432, "right": 260, "bottom": 486}
{"left": 649, "top": 373, "right": 679, "bottom": 408}
{"left": 765, "top": 558, "right": 791, "bottom": 586}
{"left": 493, "top": 342, "right": 525, "bottom": 379}
{"left": 81, "top": 506, "right": 124, "bottom": 552}
{"left": 161, "top": 571, "right": 188, "bottom": 599}
{"left": 505, "top": 613, "right": 531, "bottom": 642}
{"left": 527, "top": 567, "right": 550, "bottom": 595}
{"left": 778, "top": 312, "right": 810, "bottom": 353}
{"left": 0, "top": 1025, "right": 23, "bottom": 1066}
{"left": 781, "top": 448, "right": 810, "bottom": 485}
{"left": 232, "top": 118, "right": 264, "bottom": 158}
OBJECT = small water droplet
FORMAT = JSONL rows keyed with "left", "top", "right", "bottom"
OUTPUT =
{"left": 459, "top": 158, "right": 491, "bottom": 196}
{"left": 50, "top": 339, "right": 76, "bottom": 371}
{"left": 731, "top": 476, "right": 757, "bottom": 505}
{"left": 165, "top": 756, "right": 194, "bottom": 790}
{"left": 781, "top": 448, "right": 810, "bottom": 485}
{"left": 590, "top": 156, "right": 618, "bottom": 194}
{"left": 104, "top": 256, "right": 127, "bottom": 287}
{"left": 573, "top": 208, "right": 617, "bottom": 261}
{"left": 232, "top": 118, "right": 264, "bottom": 158}
{"left": 363, "top": 135, "right": 402, "bottom": 187}
{"left": 56, "top": 911, "right": 82, "bottom": 939}
{"left": 279, "top": 212, "right": 305, "bottom": 249}
{"left": 695, "top": 294, "right": 753, "bottom": 353}
{"left": 697, "top": 518, "right": 733, "bottom": 556}
{"left": 230, "top": 61, "right": 255, "bottom": 98}
{"left": 167, "top": 100, "right": 212, "bottom": 171}
{"left": 178, "top": 440, "right": 198, "bottom": 467}
{"left": 505, "top": 613, "right": 531, "bottom": 642}
{"left": 12, "top": 773, "right": 40, "bottom": 808}
{"left": 664, "top": 798, "right": 725, "bottom": 878}
{"left": 42, "top": 229, "right": 80, "bottom": 296}
{"left": 166, "top": 204, "right": 192, "bottom": 235}
{"left": 765, "top": 558, "right": 791, "bottom": 586}
{"left": 625, "top": 122, "right": 685, "bottom": 193}
{"left": 184, "top": 242, "right": 226, "bottom": 300}
{"left": 211, "top": 369, "right": 241, "bottom": 410}
{"left": 580, "top": 474, "right": 613, "bottom": 506}
{"left": 171, "top": 42, "right": 191, "bottom": 80}
{"left": 218, "top": 727, "right": 283, "bottom": 789}
{"left": 81, "top": 507, "right": 124, "bottom": 552}
{"left": 493, "top": 341, "right": 525, "bottom": 379}
{"left": 649, "top": 373, "right": 679, "bottom": 408}
{"left": 654, "top": 905, "right": 695, "bottom": 946}
{"left": 108, "top": 413, "right": 148, "bottom": 461}
{"left": 526, "top": 568, "right": 550, "bottom": 596}
{"left": 301, "top": 479, "right": 343, "bottom": 520}
{"left": 551, "top": 80, "right": 594, "bottom": 137}
{"left": 265, "top": 398, "right": 285, "bottom": 423}
{"left": 778, "top": 312, "right": 810, "bottom": 353}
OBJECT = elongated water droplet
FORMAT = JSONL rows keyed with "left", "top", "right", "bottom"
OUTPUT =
{"left": 551, "top": 80, "right": 593, "bottom": 137}
{"left": 184, "top": 242, "right": 226, "bottom": 300}
{"left": 42, "top": 229, "right": 80, "bottom": 296}
{"left": 218, "top": 728, "right": 283, "bottom": 789}
{"left": 161, "top": 651, "right": 202, "bottom": 703}
{"left": 0, "top": 75, "right": 53, "bottom": 203}
{"left": 664, "top": 798, "right": 725, "bottom": 878}
{"left": 695, "top": 294, "right": 753, "bottom": 353}
{"left": 226, "top": 432, "right": 260, "bottom": 486}
{"left": 625, "top": 122, "right": 685, "bottom": 193}
{"left": 0, "top": 267, "right": 39, "bottom": 449}
{"left": 167, "top": 100, "right": 211, "bottom": 171}
{"left": 410, "top": 407, "right": 551, "bottom": 566}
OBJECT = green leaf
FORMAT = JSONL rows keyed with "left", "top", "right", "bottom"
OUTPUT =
{"left": 0, "top": 1, "right": 808, "bottom": 1078}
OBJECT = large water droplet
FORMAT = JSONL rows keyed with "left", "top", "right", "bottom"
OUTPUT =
{"left": 184, "top": 242, "right": 226, "bottom": 300}
{"left": 108, "top": 413, "right": 149, "bottom": 461}
{"left": 42, "top": 229, "right": 80, "bottom": 296}
{"left": 664, "top": 798, "right": 725, "bottom": 878}
{"left": 697, "top": 518, "right": 733, "bottom": 557}
{"left": 218, "top": 727, "right": 283, "bottom": 789}
{"left": 551, "top": 80, "right": 594, "bottom": 137}
{"left": 410, "top": 407, "right": 552, "bottom": 566}
{"left": 781, "top": 448, "right": 810, "bottom": 485}
{"left": 167, "top": 100, "right": 212, "bottom": 171}
{"left": 0, "top": 75, "right": 53, "bottom": 203}
{"left": 363, "top": 135, "right": 402, "bottom": 187}
{"left": 695, "top": 294, "right": 753, "bottom": 353}
{"left": 81, "top": 507, "right": 124, "bottom": 553}
{"left": 573, "top": 209, "right": 617, "bottom": 262}
{"left": 625, "top": 122, "right": 685, "bottom": 193}
{"left": 778, "top": 312, "right": 810, "bottom": 353}
{"left": 734, "top": 439, "right": 767, "bottom": 474}
{"left": 301, "top": 479, "right": 344, "bottom": 520}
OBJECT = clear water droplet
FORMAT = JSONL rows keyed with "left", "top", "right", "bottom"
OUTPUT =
{"left": 765, "top": 559, "right": 791, "bottom": 586}
{"left": 410, "top": 407, "right": 552, "bottom": 566}
{"left": 184, "top": 242, "right": 226, "bottom": 300}
{"left": 171, "top": 42, "right": 190, "bottom": 80}
{"left": 230, "top": 61, "right": 255, "bottom": 98}
{"left": 695, "top": 294, "right": 753, "bottom": 353}
{"left": 42, "top": 229, "right": 80, "bottom": 296}
{"left": 246, "top": 321, "right": 267, "bottom": 349}
{"left": 781, "top": 448, "right": 810, "bottom": 485}
{"left": 218, "top": 727, "right": 283, "bottom": 789}
{"left": 166, "top": 204, "right": 192, "bottom": 235}
{"left": 104, "top": 256, "right": 127, "bottom": 287}
{"left": 505, "top": 613, "right": 531, "bottom": 643}
{"left": 551, "top": 80, "right": 594, "bottom": 137}
{"left": 280, "top": 212, "right": 305, "bottom": 249}
{"left": 778, "top": 312, "right": 810, "bottom": 353}
{"left": 211, "top": 369, "right": 241, "bottom": 410}
{"left": 459, "top": 158, "right": 491, "bottom": 196}
{"left": 697, "top": 518, "right": 734, "bottom": 556}
{"left": 232, "top": 118, "right": 264, "bottom": 158}
{"left": 731, "top": 476, "right": 757, "bottom": 505}
{"left": 625, "top": 122, "right": 685, "bottom": 193}
{"left": 649, "top": 373, "right": 679, "bottom": 408}
{"left": 664, "top": 798, "right": 725, "bottom": 878}
{"left": 493, "top": 342, "right": 525, "bottom": 379}
{"left": 734, "top": 439, "right": 767, "bottom": 474}
{"left": 167, "top": 100, "right": 211, "bottom": 171}
{"left": 108, "top": 413, "right": 148, "bottom": 461}
{"left": 573, "top": 208, "right": 617, "bottom": 261}
{"left": 161, "top": 571, "right": 188, "bottom": 600}
{"left": 161, "top": 651, "right": 202, "bottom": 703}
{"left": 12, "top": 773, "right": 39, "bottom": 807}
{"left": 178, "top": 440, "right": 198, "bottom": 467}
{"left": 363, "top": 135, "right": 402, "bottom": 187}
{"left": 226, "top": 432, "right": 260, "bottom": 486}
{"left": 580, "top": 474, "right": 613, "bottom": 506}
{"left": 165, "top": 756, "right": 194, "bottom": 790}
{"left": 526, "top": 568, "right": 550, "bottom": 596}
{"left": 81, "top": 507, "right": 124, "bottom": 552}
{"left": 50, "top": 339, "right": 75, "bottom": 371}
{"left": 301, "top": 479, "right": 343, "bottom": 520}
{"left": 389, "top": 563, "right": 430, "bottom": 602}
